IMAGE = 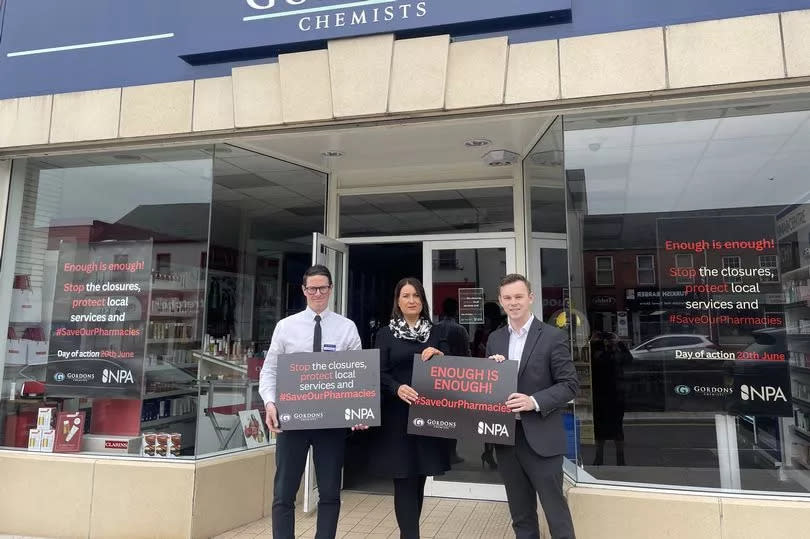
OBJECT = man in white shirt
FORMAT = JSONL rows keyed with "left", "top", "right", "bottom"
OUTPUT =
{"left": 487, "top": 274, "right": 578, "bottom": 539}
{"left": 260, "top": 264, "right": 361, "bottom": 539}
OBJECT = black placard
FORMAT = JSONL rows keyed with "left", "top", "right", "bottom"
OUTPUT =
{"left": 408, "top": 355, "right": 518, "bottom": 444}
{"left": 662, "top": 360, "right": 792, "bottom": 416}
{"left": 46, "top": 241, "right": 152, "bottom": 399}
{"left": 276, "top": 350, "right": 381, "bottom": 430}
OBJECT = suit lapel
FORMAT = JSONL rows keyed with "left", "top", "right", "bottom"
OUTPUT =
{"left": 518, "top": 318, "right": 542, "bottom": 379}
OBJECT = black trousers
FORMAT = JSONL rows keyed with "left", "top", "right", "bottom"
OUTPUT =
{"left": 495, "top": 422, "right": 576, "bottom": 539}
{"left": 272, "top": 428, "right": 346, "bottom": 539}
{"left": 393, "top": 475, "right": 427, "bottom": 539}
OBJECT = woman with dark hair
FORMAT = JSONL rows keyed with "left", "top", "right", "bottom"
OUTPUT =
{"left": 370, "top": 277, "right": 451, "bottom": 539}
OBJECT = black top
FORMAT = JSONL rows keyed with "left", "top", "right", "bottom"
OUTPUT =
{"left": 438, "top": 319, "right": 470, "bottom": 357}
{"left": 368, "top": 326, "right": 451, "bottom": 479}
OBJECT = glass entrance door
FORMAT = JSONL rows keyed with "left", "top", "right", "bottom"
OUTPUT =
{"left": 421, "top": 238, "right": 516, "bottom": 500}
{"left": 301, "top": 233, "right": 350, "bottom": 512}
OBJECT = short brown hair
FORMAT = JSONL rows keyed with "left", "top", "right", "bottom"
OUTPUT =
{"left": 499, "top": 273, "right": 532, "bottom": 294}
{"left": 303, "top": 264, "right": 332, "bottom": 286}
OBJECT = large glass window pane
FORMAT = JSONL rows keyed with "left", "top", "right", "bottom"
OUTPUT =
{"left": 566, "top": 102, "right": 810, "bottom": 494}
{"left": 0, "top": 148, "right": 213, "bottom": 458}
{"left": 195, "top": 145, "right": 326, "bottom": 457}
{"left": 339, "top": 187, "right": 513, "bottom": 237}
{"left": 526, "top": 117, "right": 567, "bottom": 234}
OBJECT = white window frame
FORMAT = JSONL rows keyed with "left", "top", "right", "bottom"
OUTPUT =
{"left": 595, "top": 256, "right": 614, "bottom": 286}
{"left": 722, "top": 256, "right": 742, "bottom": 284}
{"left": 636, "top": 255, "right": 656, "bottom": 286}
{"left": 675, "top": 253, "right": 694, "bottom": 284}
{"left": 758, "top": 255, "right": 779, "bottom": 283}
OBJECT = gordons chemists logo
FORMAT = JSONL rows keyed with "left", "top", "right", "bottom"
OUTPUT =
{"left": 674, "top": 385, "right": 691, "bottom": 396}
{"left": 244, "top": 0, "right": 428, "bottom": 32}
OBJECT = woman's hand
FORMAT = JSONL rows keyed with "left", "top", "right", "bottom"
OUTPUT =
{"left": 489, "top": 354, "right": 506, "bottom": 363}
{"left": 397, "top": 384, "right": 419, "bottom": 404}
{"left": 421, "top": 347, "right": 443, "bottom": 361}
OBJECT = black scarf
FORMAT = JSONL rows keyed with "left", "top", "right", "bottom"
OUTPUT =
{"left": 389, "top": 316, "right": 432, "bottom": 343}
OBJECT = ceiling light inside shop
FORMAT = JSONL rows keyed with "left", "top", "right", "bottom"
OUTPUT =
{"left": 482, "top": 149, "right": 520, "bottom": 167}
{"left": 321, "top": 150, "right": 344, "bottom": 158}
{"left": 595, "top": 116, "right": 630, "bottom": 124}
{"left": 529, "top": 150, "right": 563, "bottom": 166}
{"left": 464, "top": 138, "right": 492, "bottom": 148}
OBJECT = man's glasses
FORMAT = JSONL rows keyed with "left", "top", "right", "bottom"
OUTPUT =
{"left": 303, "top": 285, "right": 332, "bottom": 296}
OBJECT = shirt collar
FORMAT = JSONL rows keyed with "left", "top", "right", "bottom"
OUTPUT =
{"left": 305, "top": 307, "right": 331, "bottom": 320}
{"left": 508, "top": 315, "right": 535, "bottom": 337}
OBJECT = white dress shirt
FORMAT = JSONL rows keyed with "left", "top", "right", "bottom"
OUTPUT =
{"left": 259, "top": 307, "right": 362, "bottom": 405}
{"left": 507, "top": 315, "right": 541, "bottom": 413}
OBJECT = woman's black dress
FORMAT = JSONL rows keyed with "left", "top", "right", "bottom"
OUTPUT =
{"left": 369, "top": 326, "right": 451, "bottom": 478}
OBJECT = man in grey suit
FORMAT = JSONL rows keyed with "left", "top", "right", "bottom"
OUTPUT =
{"left": 487, "top": 273, "right": 578, "bottom": 539}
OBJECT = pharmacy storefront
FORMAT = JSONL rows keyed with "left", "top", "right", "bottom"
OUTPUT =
{"left": 2, "top": 1, "right": 810, "bottom": 537}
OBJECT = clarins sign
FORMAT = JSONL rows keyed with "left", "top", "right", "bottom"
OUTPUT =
{"left": 180, "top": 0, "right": 572, "bottom": 63}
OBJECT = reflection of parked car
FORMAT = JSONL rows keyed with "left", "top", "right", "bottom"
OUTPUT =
{"left": 740, "top": 327, "right": 787, "bottom": 359}
{"left": 630, "top": 334, "right": 717, "bottom": 359}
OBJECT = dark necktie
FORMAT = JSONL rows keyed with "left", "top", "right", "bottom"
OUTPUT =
{"left": 313, "top": 315, "right": 322, "bottom": 352}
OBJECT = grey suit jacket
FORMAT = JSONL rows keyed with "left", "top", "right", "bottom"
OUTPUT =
{"left": 486, "top": 317, "right": 579, "bottom": 457}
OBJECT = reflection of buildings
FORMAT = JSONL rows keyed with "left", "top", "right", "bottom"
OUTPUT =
{"left": 581, "top": 212, "right": 784, "bottom": 351}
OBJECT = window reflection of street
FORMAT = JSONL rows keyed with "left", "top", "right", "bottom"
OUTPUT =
{"left": 566, "top": 102, "right": 810, "bottom": 493}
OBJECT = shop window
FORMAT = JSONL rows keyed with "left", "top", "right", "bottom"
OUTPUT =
{"left": 595, "top": 256, "right": 614, "bottom": 286}
{"left": 0, "top": 147, "right": 214, "bottom": 458}
{"left": 565, "top": 100, "right": 810, "bottom": 496}
{"left": 0, "top": 144, "right": 326, "bottom": 459}
{"left": 636, "top": 255, "right": 655, "bottom": 285}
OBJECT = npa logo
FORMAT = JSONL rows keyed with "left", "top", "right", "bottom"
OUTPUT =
{"left": 740, "top": 384, "right": 787, "bottom": 402}
{"left": 477, "top": 421, "right": 510, "bottom": 438}
{"left": 412, "top": 418, "right": 425, "bottom": 428}
{"left": 102, "top": 368, "right": 134, "bottom": 384}
{"left": 344, "top": 408, "right": 375, "bottom": 421}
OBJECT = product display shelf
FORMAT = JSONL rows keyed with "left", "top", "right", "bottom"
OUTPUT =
{"left": 145, "top": 362, "right": 199, "bottom": 373}
{"left": 142, "top": 412, "right": 197, "bottom": 429}
{"left": 143, "top": 388, "right": 197, "bottom": 400}
{"left": 4, "top": 315, "right": 46, "bottom": 402}
{"left": 147, "top": 267, "right": 204, "bottom": 355}
{"left": 573, "top": 345, "right": 594, "bottom": 446}
{"left": 148, "top": 338, "right": 195, "bottom": 345}
{"left": 781, "top": 251, "right": 810, "bottom": 471}
{"left": 149, "top": 312, "right": 198, "bottom": 318}
{"left": 193, "top": 351, "right": 248, "bottom": 375}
